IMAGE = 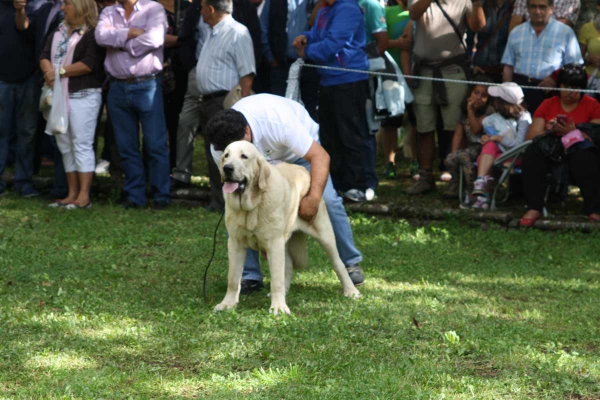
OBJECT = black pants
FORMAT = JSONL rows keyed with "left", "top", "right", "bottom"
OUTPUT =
{"left": 319, "top": 80, "right": 369, "bottom": 192}
{"left": 93, "top": 89, "right": 122, "bottom": 176}
{"left": 164, "top": 69, "right": 189, "bottom": 169}
{"left": 513, "top": 74, "right": 549, "bottom": 114}
{"left": 522, "top": 143, "right": 600, "bottom": 215}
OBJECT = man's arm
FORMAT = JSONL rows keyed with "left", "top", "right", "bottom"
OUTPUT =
{"left": 299, "top": 141, "right": 330, "bottom": 224}
{"left": 409, "top": 0, "right": 432, "bottom": 21}
{"left": 95, "top": 9, "right": 132, "bottom": 48}
{"left": 373, "top": 31, "right": 389, "bottom": 55}
{"left": 467, "top": 1, "right": 486, "bottom": 32}
{"left": 399, "top": 21, "right": 413, "bottom": 77}
{"left": 124, "top": 5, "right": 167, "bottom": 57}
{"left": 234, "top": 29, "right": 257, "bottom": 96}
{"left": 308, "top": 0, "right": 324, "bottom": 27}
{"left": 14, "top": 0, "right": 29, "bottom": 30}
{"left": 500, "top": 34, "right": 515, "bottom": 82}
{"left": 502, "top": 64, "right": 513, "bottom": 82}
{"left": 508, "top": 0, "right": 526, "bottom": 32}
{"left": 508, "top": 15, "right": 523, "bottom": 33}
{"left": 239, "top": 74, "right": 254, "bottom": 97}
{"left": 557, "top": 18, "right": 573, "bottom": 28}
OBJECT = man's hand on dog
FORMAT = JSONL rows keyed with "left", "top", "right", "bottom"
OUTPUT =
{"left": 299, "top": 194, "right": 320, "bottom": 224}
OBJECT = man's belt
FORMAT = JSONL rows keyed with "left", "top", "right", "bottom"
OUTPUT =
{"left": 513, "top": 73, "right": 543, "bottom": 85}
{"left": 201, "top": 90, "right": 229, "bottom": 101}
{"left": 111, "top": 73, "right": 160, "bottom": 84}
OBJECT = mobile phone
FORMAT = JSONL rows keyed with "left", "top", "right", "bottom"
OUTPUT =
{"left": 557, "top": 114, "right": 567, "bottom": 124}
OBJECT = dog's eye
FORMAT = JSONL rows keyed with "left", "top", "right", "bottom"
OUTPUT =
{"left": 241, "top": 154, "right": 248, "bottom": 160}
{"left": 224, "top": 153, "right": 229, "bottom": 158}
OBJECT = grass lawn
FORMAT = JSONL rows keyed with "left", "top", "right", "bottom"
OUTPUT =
{"left": 0, "top": 195, "right": 599, "bottom": 399}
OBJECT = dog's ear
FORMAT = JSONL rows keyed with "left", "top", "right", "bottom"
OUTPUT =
{"left": 257, "top": 156, "right": 271, "bottom": 190}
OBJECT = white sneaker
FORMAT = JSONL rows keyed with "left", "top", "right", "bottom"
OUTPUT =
{"left": 365, "top": 188, "right": 375, "bottom": 201}
{"left": 95, "top": 159, "right": 110, "bottom": 174}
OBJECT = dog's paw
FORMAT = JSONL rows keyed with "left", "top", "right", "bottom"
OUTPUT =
{"left": 214, "top": 302, "right": 237, "bottom": 312}
{"left": 344, "top": 288, "right": 362, "bottom": 299}
{"left": 269, "top": 303, "right": 291, "bottom": 316}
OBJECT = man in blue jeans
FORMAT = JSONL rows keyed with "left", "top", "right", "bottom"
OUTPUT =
{"left": 205, "top": 94, "right": 365, "bottom": 293}
{"left": 95, "top": 0, "right": 170, "bottom": 209}
{"left": 0, "top": 0, "right": 40, "bottom": 198}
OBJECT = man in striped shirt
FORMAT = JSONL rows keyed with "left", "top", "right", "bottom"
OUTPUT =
{"left": 174, "top": 0, "right": 255, "bottom": 212}
{"left": 501, "top": 0, "right": 582, "bottom": 112}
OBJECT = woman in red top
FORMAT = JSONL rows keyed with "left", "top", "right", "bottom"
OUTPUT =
{"left": 520, "top": 64, "right": 600, "bottom": 226}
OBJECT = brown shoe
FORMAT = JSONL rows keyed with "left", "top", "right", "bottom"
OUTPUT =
{"left": 405, "top": 170, "right": 435, "bottom": 195}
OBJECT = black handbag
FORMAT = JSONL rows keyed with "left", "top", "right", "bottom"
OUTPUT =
{"left": 532, "top": 132, "right": 565, "bottom": 163}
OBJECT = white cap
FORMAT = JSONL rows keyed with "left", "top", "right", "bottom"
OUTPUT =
{"left": 488, "top": 82, "right": 524, "bottom": 105}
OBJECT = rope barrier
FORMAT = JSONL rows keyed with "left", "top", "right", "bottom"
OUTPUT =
{"left": 301, "top": 63, "right": 600, "bottom": 95}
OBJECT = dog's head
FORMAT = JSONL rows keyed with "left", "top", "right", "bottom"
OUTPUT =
{"left": 220, "top": 141, "right": 271, "bottom": 195}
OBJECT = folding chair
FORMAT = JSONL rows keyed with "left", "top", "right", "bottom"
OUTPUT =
{"left": 457, "top": 140, "right": 532, "bottom": 207}
{"left": 490, "top": 140, "right": 532, "bottom": 210}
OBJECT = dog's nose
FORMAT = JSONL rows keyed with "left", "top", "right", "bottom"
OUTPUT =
{"left": 223, "top": 164, "right": 234, "bottom": 175}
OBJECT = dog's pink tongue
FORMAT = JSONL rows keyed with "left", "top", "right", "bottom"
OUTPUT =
{"left": 222, "top": 182, "right": 239, "bottom": 194}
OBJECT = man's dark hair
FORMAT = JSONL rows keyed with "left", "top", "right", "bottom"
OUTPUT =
{"left": 526, "top": 0, "right": 554, "bottom": 7}
{"left": 204, "top": 109, "right": 249, "bottom": 151}
{"left": 557, "top": 63, "right": 588, "bottom": 90}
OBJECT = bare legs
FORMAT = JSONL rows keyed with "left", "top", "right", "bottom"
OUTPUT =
{"left": 60, "top": 171, "right": 93, "bottom": 205}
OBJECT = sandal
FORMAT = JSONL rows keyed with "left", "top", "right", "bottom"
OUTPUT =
{"left": 48, "top": 200, "right": 69, "bottom": 208}
{"left": 65, "top": 201, "right": 92, "bottom": 210}
{"left": 520, "top": 211, "right": 542, "bottom": 228}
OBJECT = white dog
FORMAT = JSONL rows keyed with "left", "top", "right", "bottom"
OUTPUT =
{"left": 214, "top": 141, "right": 361, "bottom": 315}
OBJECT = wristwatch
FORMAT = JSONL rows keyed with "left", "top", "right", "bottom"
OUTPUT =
{"left": 59, "top": 68, "right": 66, "bottom": 77}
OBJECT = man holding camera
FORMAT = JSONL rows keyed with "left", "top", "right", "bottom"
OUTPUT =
{"left": 405, "top": 0, "right": 486, "bottom": 195}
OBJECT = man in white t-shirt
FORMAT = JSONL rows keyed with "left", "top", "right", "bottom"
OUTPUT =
{"left": 206, "top": 94, "right": 365, "bottom": 293}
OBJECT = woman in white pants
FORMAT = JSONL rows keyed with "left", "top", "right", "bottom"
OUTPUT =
{"left": 40, "top": 0, "right": 105, "bottom": 209}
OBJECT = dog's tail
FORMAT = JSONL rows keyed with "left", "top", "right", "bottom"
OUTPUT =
{"left": 288, "top": 232, "right": 308, "bottom": 269}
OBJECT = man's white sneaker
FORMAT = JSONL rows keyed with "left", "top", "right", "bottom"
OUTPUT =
{"left": 95, "top": 159, "right": 110, "bottom": 174}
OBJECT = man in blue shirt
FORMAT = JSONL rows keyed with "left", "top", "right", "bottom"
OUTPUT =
{"left": 501, "top": 0, "right": 583, "bottom": 112}
{"left": 293, "top": 0, "right": 370, "bottom": 202}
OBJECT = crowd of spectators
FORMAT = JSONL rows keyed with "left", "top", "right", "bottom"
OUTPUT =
{"left": 1, "top": 0, "right": 600, "bottom": 225}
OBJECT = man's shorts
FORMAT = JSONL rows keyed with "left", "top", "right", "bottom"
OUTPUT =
{"left": 412, "top": 65, "right": 468, "bottom": 134}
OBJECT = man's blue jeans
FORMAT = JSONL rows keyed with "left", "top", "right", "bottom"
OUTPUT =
{"left": 242, "top": 157, "right": 363, "bottom": 281}
{"left": 107, "top": 78, "right": 170, "bottom": 205}
{"left": 0, "top": 76, "right": 38, "bottom": 193}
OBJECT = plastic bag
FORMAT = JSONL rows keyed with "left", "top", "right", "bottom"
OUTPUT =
{"left": 39, "top": 83, "right": 53, "bottom": 120}
{"left": 45, "top": 68, "right": 68, "bottom": 135}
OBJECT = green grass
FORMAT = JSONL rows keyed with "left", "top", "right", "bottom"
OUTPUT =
{"left": 1, "top": 196, "right": 599, "bottom": 399}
